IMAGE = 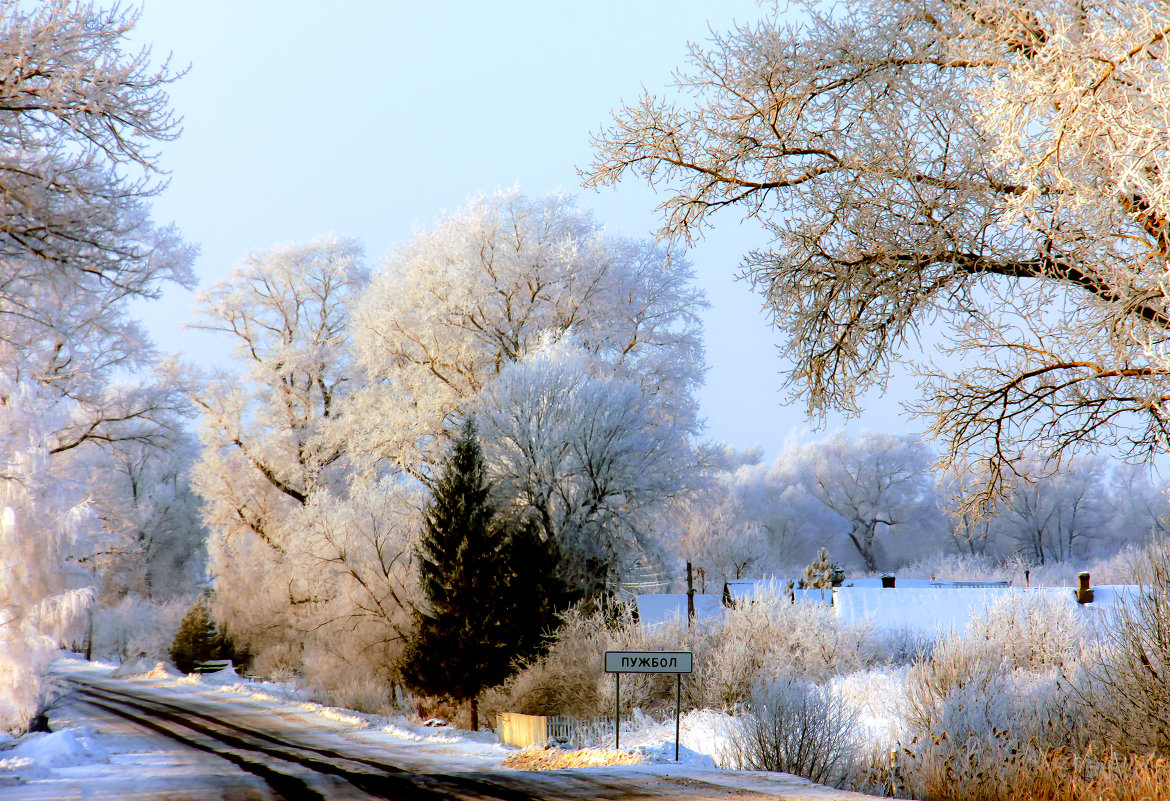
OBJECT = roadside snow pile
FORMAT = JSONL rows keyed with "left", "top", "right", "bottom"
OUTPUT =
{"left": 293, "top": 700, "right": 369, "bottom": 728}
{"left": 139, "top": 662, "right": 182, "bottom": 679}
{"left": 0, "top": 727, "right": 100, "bottom": 778}
{"left": 109, "top": 658, "right": 182, "bottom": 680}
{"left": 110, "top": 657, "right": 156, "bottom": 678}
{"left": 677, "top": 708, "right": 738, "bottom": 764}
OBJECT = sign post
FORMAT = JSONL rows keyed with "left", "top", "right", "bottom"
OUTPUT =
{"left": 603, "top": 650, "right": 693, "bottom": 761}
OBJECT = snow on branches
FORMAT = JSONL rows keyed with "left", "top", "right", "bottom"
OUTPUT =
{"left": 0, "top": 382, "right": 96, "bottom": 733}
{"left": 350, "top": 190, "right": 705, "bottom": 479}
{"left": 587, "top": 0, "right": 1170, "bottom": 508}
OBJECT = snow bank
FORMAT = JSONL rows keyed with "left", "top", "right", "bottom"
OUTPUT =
{"left": 635, "top": 594, "right": 723, "bottom": 627}
{"left": 0, "top": 727, "right": 101, "bottom": 778}
{"left": 599, "top": 708, "right": 732, "bottom": 768}
{"left": 831, "top": 668, "right": 908, "bottom": 747}
{"left": 110, "top": 657, "right": 155, "bottom": 678}
{"left": 832, "top": 586, "right": 1138, "bottom": 634}
{"left": 834, "top": 587, "right": 1012, "bottom": 634}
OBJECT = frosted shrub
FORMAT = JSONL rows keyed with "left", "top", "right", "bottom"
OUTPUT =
{"left": 900, "top": 673, "right": 1083, "bottom": 801}
{"left": 611, "top": 616, "right": 712, "bottom": 711}
{"left": 864, "top": 626, "right": 936, "bottom": 666}
{"left": 486, "top": 590, "right": 873, "bottom": 720}
{"left": 700, "top": 591, "right": 869, "bottom": 708}
{"left": 722, "top": 676, "right": 859, "bottom": 786}
{"left": 898, "top": 593, "right": 1093, "bottom": 800}
{"left": 899, "top": 552, "right": 1006, "bottom": 583}
{"left": 481, "top": 608, "right": 614, "bottom": 720}
{"left": 967, "top": 592, "right": 1090, "bottom": 671}
{"left": 906, "top": 592, "right": 1088, "bottom": 732}
{"left": 302, "top": 645, "right": 395, "bottom": 716}
{"left": 1079, "top": 544, "right": 1170, "bottom": 754}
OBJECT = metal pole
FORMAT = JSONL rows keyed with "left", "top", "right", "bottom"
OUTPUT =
{"left": 686, "top": 561, "right": 695, "bottom": 628}
{"left": 675, "top": 673, "right": 682, "bottom": 761}
{"left": 615, "top": 673, "right": 620, "bottom": 750}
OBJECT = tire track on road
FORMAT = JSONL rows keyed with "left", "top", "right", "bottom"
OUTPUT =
{"left": 69, "top": 679, "right": 580, "bottom": 800}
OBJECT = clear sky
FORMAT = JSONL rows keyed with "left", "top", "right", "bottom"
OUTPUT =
{"left": 127, "top": 0, "right": 918, "bottom": 457}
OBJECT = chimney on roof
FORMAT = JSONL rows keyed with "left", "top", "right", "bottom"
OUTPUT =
{"left": 1076, "top": 571, "right": 1094, "bottom": 604}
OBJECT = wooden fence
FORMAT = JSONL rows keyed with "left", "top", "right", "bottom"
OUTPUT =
{"left": 496, "top": 713, "right": 615, "bottom": 749}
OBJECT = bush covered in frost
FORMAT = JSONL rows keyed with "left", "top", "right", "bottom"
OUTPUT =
{"left": 722, "top": 675, "right": 859, "bottom": 786}
{"left": 1077, "top": 543, "right": 1170, "bottom": 755}
{"left": 485, "top": 587, "right": 877, "bottom": 720}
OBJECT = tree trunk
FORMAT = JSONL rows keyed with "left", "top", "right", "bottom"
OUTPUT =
{"left": 847, "top": 523, "right": 879, "bottom": 573}
{"left": 470, "top": 696, "right": 479, "bottom": 732}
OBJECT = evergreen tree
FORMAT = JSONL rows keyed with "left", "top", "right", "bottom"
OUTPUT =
{"left": 169, "top": 597, "right": 247, "bottom": 674}
{"left": 800, "top": 548, "right": 843, "bottom": 590}
{"left": 401, "top": 418, "right": 563, "bottom": 730}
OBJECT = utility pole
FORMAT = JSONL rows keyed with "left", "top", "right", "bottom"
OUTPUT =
{"left": 686, "top": 561, "right": 695, "bottom": 627}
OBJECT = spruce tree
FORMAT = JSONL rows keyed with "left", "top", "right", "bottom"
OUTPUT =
{"left": 169, "top": 596, "right": 248, "bottom": 674}
{"left": 170, "top": 600, "right": 219, "bottom": 674}
{"left": 401, "top": 417, "right": 563, "bottom": 730}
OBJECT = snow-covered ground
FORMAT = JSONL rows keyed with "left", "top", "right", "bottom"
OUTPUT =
{"left": 0, "top": 656, "right": 890, "bottom": 800}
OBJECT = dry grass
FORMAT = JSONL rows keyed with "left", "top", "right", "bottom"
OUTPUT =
{"left": 501, "top": 745, "right": 646, "bottom": 770}
{"left": 1005, "top": 749, "right": 1170, "bottom": 801}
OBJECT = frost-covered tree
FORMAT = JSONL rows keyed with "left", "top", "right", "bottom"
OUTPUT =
{"left": 75, "top": 431, "right": 206, "bottom": 602}
{"left": 0, "top": 383, "right": 96, "bottom": 733}
{"left": 792, "top": 433, "right": 944, "bottom": 572}
{"left": 0, "top": 0, "right": 191, "bottom": 730}
{"left": 0, "top": 1, "right": 194, "bottom": 453}
{"left": 668, "top": 478, "right": 772, "bottom": 590}
{"left": 0, "top": 1, "right": 191, "bottom": 302}
{"left": 192, "top": 237, "right": 367, "bottom": 658}
{"left": 994, "top": 454, "right": 1112, "bottom": 565}
{"left": 587, "top": 0, "right": 1170, "bottom": 507}
{"left": 1106, "top": 464, "right": 1170, "bottom": 548}
{"left": 476, "top": 337, "right": 696, "bottom": 600}
{"left": 727, "top": 457, "right": 843, "bottom": 571}
{"left": 296, "top": 480, "right": 423, "bottom": 669}
{"left": 351, "top": 190, "right": 705, "bottom": 478}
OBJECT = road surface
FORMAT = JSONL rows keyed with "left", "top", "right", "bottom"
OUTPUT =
{"left": 1, "top": 666, "right": 883, "bottom": 801}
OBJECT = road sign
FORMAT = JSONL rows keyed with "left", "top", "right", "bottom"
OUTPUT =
{"left": 603, "top": 651, "right": 693, "bottom": 761}
{"left": 604, "top": 650, "right": 693, "bottom": 674}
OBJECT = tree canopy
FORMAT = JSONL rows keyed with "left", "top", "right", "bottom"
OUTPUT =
{"left": 587, "top": 0, "right": 1170, "bottom": 506}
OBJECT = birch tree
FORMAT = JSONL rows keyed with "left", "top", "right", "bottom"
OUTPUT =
{"left": 587, "top": 0, "right": 1170, "bottom": 506}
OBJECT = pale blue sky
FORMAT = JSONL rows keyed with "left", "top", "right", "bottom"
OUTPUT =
{"left": 128, "top": 1, "right": 917, "bottom": 456}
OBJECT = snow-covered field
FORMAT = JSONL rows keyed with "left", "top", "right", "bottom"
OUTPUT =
{"left": 0, "top": 657, "right": 889, "bottom": 800}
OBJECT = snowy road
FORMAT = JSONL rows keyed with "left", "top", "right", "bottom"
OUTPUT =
{"left": 0, "top": 661, "right": 883, "bottom": 801}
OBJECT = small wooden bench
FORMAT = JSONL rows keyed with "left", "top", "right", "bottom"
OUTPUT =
{"left": 194, "top": 659, "right": 233, "bottom": 673}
